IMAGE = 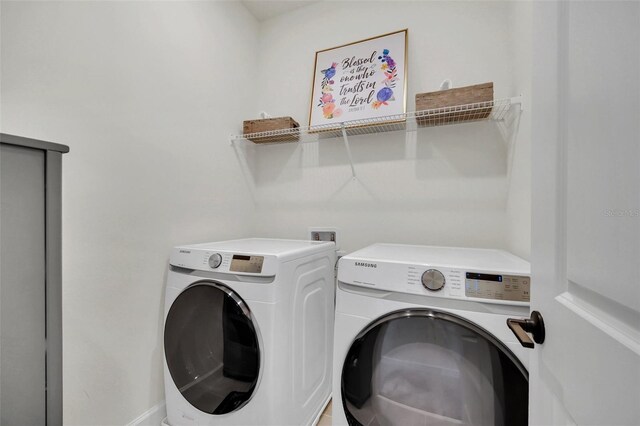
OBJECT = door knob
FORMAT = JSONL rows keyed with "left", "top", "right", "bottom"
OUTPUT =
{"left": 507, "top": 311, "right": 545, "bottom": 348}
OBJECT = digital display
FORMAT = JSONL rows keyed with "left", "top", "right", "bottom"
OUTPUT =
{"left": 466, "top": 272, "right": 503, "bottom": 282}
{"left": 465, "top": 273, "right": 530, "bottom": 302}
{"left": 230, "top": 255, "right": 264, "bottom": 273}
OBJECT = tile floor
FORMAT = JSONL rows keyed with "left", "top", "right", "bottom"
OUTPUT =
{"left": 318, "top": 399, "right": 332, "bottom": 426}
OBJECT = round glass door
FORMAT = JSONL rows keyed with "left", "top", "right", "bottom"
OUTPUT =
{"left": 342, "top": 309, "right": 528, "bottom": 426}
{"left": 164, "top": 282, "right": 260, "bottom": 414}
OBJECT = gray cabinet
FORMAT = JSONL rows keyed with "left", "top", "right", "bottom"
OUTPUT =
{"left": 0, "top": 133, "right": 68, "bottom": 426}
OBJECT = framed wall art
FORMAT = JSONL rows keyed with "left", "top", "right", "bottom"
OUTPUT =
{"left": 309, "top": 29, "right": 408, "bottom": 128}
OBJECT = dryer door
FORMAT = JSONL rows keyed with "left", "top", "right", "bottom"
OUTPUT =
{"left": 164, "top": 281, "right": 260, "bottom": 415}
{"left": 341, "top": 309, "right": 528, "bottom": 426}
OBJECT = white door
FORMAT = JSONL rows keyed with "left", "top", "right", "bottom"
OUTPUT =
{"left": 529, "top": 1, "right": 640, "bottom": 425}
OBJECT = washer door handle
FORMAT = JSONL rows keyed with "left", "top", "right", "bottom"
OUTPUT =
{"left": 507, "top": 311, "right": 545, "bottom": 349}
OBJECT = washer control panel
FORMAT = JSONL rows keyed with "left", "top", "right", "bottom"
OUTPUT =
{"left": 340, "top": 257, "right": 530, "bottom": 306}
{"left": 465, "top": 272, "right": 530, "bottom": 302}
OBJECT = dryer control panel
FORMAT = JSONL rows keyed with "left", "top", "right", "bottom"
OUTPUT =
{"left": 229, "top": 255, "right": 264, "bottom": 273}
{"left": 170, "top": 247, "right": 277, "bottom": 276}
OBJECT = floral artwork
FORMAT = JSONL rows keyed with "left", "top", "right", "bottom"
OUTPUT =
{"left": 317, "top": 62, "right": 343, "bottom": 119}
{"left": 372, "top": 49, "right": 398, "bottom": 109}
{"left": 309, "top": 30, "right": 407, "bottom": 127}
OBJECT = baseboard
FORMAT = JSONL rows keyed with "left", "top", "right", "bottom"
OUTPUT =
{"left": 126, "top": 401, "right": 167, "bottom": 426}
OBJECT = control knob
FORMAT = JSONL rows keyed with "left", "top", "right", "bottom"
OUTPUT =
{"left": 422, "top": 269, "right": 445, "bottom": 291}
{"left": 208, "top": 253, "right": 222, "bottom": 269}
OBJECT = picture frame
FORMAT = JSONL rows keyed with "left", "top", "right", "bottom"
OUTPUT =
{"left": 308, "top": 29, "right": 408, "bottom": 129}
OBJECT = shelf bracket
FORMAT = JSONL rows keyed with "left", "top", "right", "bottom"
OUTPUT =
{"left": 506, "top": 105, "right": 523, "bottom": 181}
{"left": 510, "top": 95, "right": 524, "bottom": 112}
{"left": 229, "top": 136, "right": 258, "bottom": 206}
{"left": 340, "top": 123, "right": 357, "bottom": 178}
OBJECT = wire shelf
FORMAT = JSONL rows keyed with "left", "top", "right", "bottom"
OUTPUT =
{"left": 231, "top": 97, "right": 519, "bottom": 145}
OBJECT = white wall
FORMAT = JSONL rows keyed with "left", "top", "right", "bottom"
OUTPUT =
{"left": 505, "top": 1, "right": 533, "bottom": 259}
{"left": 248, "top": 0, "right": 530, "bottom": 254}
{"left": 0, "top": 1, "right": 259, "bottom": 424}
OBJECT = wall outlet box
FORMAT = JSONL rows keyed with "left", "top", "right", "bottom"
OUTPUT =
{"left": 309, "top": 227, "right": 340, "bottom": 250}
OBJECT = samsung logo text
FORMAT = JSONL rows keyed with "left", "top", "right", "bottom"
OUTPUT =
{"left": 355, "top": 262, "right": 377, "bottom": 268}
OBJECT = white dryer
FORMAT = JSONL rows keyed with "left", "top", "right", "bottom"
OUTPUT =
{"left": 164, "top": 238, "right": 335, "bottom": 426}
{"left": 333, "top": 243, "right": 531, "bottom": 426}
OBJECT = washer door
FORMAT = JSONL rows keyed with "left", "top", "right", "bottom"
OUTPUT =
{"left": 164, "top": 281, "right": 260, "bottom": 415}
{"left": 341, "top": 309, "right": 528, "bottom": 426}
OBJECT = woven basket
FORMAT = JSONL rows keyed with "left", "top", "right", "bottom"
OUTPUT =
{"left": 415, "top": 82, "right": 494, "bottom": 126}
{"left": 242, "top": 117, "right": 300, "bottom": 143}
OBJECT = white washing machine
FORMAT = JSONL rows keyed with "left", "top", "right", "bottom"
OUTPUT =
{"left": 333, "top": 243, "right": 531, "bottom": 426}
{"left": 163, "top": 238, "right": 335, "bottom": 426}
